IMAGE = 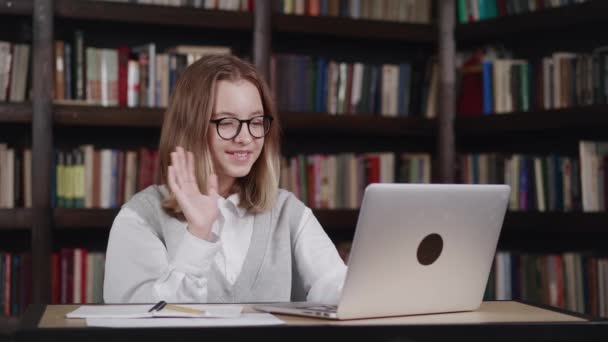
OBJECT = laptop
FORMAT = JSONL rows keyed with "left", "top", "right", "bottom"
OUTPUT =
{"left": 255, "top": 183, "right": 511, "bottom": 320}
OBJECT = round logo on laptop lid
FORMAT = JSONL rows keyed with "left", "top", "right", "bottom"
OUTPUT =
{"left": 417, "top": 233, "right": 443, "bottom": 266}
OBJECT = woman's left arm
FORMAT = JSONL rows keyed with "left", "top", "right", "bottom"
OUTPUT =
{"left": 292, "top": 208, "right": 347, "bottom": 304}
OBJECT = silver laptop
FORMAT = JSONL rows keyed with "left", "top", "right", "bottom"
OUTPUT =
{"left": 255, "top": 183, "right": 510, "bottom": 320}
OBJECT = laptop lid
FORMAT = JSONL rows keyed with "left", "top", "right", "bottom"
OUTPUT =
{"left": 336, "top": 183, "right": 510, "bottom": 319}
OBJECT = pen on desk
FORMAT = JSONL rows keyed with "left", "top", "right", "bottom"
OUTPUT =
{"left": 165, "top": 304, "right": 205, "bottom": 315}
{"left": 148, "top": 300, "right": 167, "bottom": 313}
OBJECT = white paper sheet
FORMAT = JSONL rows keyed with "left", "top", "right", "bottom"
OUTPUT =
{"left": 67, "top": 304, "right": 243, "bottom": 319}
{"left": 86, "top": 313, "right": 285, "bottom": 327}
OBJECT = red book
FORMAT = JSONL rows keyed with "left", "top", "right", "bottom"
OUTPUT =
{"left": 365, "top": 155, "right": 380, "bottom": 184}
{"left": 138, "top": 148, "right": 152, "bottom": 190}
{"left": 80, "top": 249, "right": 88, "bottom": 304}
{"left": 51, "top": 252, "right": 60, "bottom": 304}
{"left": 536, "top": 0, "right": 543, "bottom": 10}
{"left": 497, "top": 0, "right": 507, "bottom": 17}
{"left": 117, "top": 46, "right": 130, "bottom": 107}
{"left": 457, "top": 51, "right": 483, "bottom": 117}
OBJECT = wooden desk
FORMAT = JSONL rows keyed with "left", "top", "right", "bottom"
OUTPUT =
{"left": 16, "top": 301, "right": 608, "bottom": 342}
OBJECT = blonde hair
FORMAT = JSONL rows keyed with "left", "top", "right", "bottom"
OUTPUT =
{"left": 159, "top": 55, "right": 281, "bottom": 215}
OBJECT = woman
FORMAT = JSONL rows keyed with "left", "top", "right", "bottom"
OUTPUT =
{"left": 103, "top": 54, "right": 346, "bottom": 304}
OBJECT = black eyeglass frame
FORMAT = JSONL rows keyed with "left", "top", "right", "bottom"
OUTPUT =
{"left": 209, "top": 115, "right": 273, "bottom": 140}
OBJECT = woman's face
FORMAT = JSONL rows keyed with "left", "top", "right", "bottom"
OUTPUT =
{"left": 208, "top": 79, "right": 266, "bottom": 191}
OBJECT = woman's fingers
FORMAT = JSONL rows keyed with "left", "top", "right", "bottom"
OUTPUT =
{"left": 207, "top": 173, "right": 218, "bottom": 197}
{"left": 187, "top": 151, "right": 196, "bottom": 183}
{"left": 167, "top": 165, "right": 180, "bottom": 194}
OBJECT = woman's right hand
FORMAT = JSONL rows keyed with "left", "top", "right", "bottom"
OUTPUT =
{"left": 167, "top": 146, "right": 219, "bottom": 240}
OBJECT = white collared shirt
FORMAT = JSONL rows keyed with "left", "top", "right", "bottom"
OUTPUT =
{"left": 103, "top": 192, "right": 347, "bottom": 304}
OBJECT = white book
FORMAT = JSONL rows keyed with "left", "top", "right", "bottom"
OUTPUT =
{"left": 81, "top": 145, "right": 94, "bottom": 208}
{"left": 327, "top": 61, "right": 338, "bottom": 115}
{"left": 127, "top": 60, "right": 140, "bottom": 107}
{"left": 424, "top": 63, "right": 438, "bottom": 119}
{"left": 534, "top": 157, "right": 546, "bottom": 212}
{"left": 579, "top": 141, "right": 597, "bottom": 212}
{"left": 100, "top": 49, "right": 109, "bottom": 106}
{"left": 294, "top": 0, "right": 305, "bottom": 15}
{"left": 124, "top": 151, "right": 138, "bottom": 202}
{"left": 204, "top": 0, "right": 216, "bottom": 9}
{"left": 337, "top": 63, "right": 347, "bottom": 115}
{"left": 0, "top": 42, "right": 11, "bottom": 102}
{"left": 351, "top": 63, "right": 363, "bottom": 113}
{"left": 100, "top": 149, "right": 113, "bottom": 209}
{"left": 0, "top": 143, "right": 6, "bottom": 207}
{"left": 8, "top": 44, "right": 22, "bottom": 102}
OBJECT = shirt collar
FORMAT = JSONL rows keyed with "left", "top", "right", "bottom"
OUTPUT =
{"left": 219, "top": 193, "right": 247, "bottom": 218}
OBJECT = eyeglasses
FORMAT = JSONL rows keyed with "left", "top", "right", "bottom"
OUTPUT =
{"left": 209, "top": 115, "right": 273, "bottom": 140}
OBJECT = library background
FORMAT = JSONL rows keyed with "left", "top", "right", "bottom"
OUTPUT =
{"left": 1, "top": 0, "right": 608, "bottom": 333}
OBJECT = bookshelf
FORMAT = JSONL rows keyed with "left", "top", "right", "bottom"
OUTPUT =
{"left": 455, "top": 0, "right": 607, "bottom": 45}
{"left": 272, "top": 14, "right": 437, "bottom": 42}
{"left": 456, "top": 106, "right": 608, "bottom": 135}
{"left": 54, "top": 0, "right": 253, "bottom": 30}
{"left": 0, "top": 209, "right": 33, "bottom": 230}
{"left": 0, "top": 0, "right": 32, "bottom": 16}
{"left": 1, "top": 0, "right": 605, "bottom": 326}
{"left": 53, "top": 104, "right": 437, "bottom": 135}
{"left": 455, "top": 0, "right": 608, "bottom": 317}
{"left": 0, "top": 102, "right": 32, "bottom": 124}
{"left": 0, "top": 0, "right": 445, "bottom": 316}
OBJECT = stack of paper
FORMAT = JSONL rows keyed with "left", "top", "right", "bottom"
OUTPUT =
{"left": 66, "top": 304, "right": 285, "bottom": 327}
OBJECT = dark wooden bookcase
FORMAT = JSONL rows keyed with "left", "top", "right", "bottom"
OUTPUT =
{"left": 13, "top": 0, "right": 608, "bottom": 328}
{"left": 453, "top": 1, "right": 608, "bottom": 254}
{"left": 0, "top": 0, "right": 447, "bottom": 324}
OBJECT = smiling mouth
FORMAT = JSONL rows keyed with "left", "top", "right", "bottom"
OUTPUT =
{"left": 227, "top": 151, "right": 252, "bottom": 161}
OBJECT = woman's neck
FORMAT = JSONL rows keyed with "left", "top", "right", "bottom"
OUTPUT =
{"left": 217, "top": 176, "right": 235, "bottom": 198}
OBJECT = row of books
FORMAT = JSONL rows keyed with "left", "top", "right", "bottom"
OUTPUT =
{"left": 53, "top": 31, "right": 231, "bottom": 107}
{"left": 457, "top": 0, "right": 588, "bottom": 24}
{"left": 0, "top": 145, "right": 32, "bottom": 209}
{"left": 459, "top": 153, "right": 581, "bottom": 212}
{"left": 486, "top": 251, "right": 608, "bottom": 318}
{"left": 0, "top": 252, "right": 31, "bottom": 317}
{"left": 0, "top": 42, "right": 30, "bottom": 103}
{"left": 51, "top": 249, "right": 105, "bottom": 305}
{"left": 272, "top": 54, "right": 438, "bottom": 118}
{"left": 97, "top": 0, "right": 254, "bottom": 11}
{"left": 457, "top": 48, "right": 608, "bottom": 116}
{"left": 53, "top": 147, "right": 160, "bottom": 209}
{"left": 277, "top": 0, "right": 432, "bottom": 24}
{"left": 279, "top": 153, "right": 431, "bottom": 209}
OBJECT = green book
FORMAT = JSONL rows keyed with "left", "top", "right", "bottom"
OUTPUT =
{"left": 458, "top": 0, "right": 468, "bottom": 23}
{"left": 521, "top": 63, "right": 530, "bottom": 112}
